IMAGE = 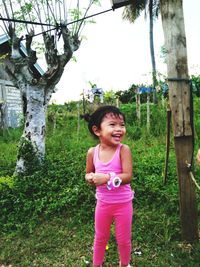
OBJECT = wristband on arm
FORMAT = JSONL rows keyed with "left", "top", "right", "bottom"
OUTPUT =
{"left": 107, "top": 172, "right": 122, "bottom": 190}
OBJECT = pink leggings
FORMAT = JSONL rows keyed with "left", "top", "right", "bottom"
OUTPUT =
{"left": 93, "top": 200, "right": 133, "bottom": 266}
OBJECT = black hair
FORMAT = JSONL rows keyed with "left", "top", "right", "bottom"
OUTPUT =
{"left": 87, "top": 105, "right": 126, "bottom": 138}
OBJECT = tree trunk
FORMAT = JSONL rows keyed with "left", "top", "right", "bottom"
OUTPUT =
{"left": 16, "top": 84, "right": 46, "bottom": 173}
{"left": 160, "top": 0, "right": 198, "bottom": 242}
{"left": 149, "top": 0, "right": 157, "bottom": 104}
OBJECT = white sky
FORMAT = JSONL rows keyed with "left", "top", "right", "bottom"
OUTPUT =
{"left": 52, "top": 0, "right": 200, "bottom": 104}
{"left": 1, "top": 0, "right": 200, "bottom": 103}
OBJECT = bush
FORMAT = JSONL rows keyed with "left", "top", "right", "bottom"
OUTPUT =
{"left": 0, "top": 100, "right": 199, "bottom": 238}
{"left": 0, "top": 175, "right": 14, "bottom": 189}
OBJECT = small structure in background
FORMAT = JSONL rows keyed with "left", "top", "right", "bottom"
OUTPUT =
{"left": 138, "top": 87, "right": 153, "bottom": 94}
{"left": 0, "top": 34, "right": 44, "bottom": 129}
{"left": 80, "top": 85, "right": 104, "bottom": 122}
{"left": 89, "top": 85, "right": 104, "bottom": 104}
{"left": 0, "top": 79, "right": 22, "bottom": 128}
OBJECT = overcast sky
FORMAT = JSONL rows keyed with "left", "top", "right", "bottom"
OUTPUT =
{"left": 51, "top": 0, "right": 200, "bottom": 104}
{"left": 1, "top": 0, "right": 199, "bottom": 104}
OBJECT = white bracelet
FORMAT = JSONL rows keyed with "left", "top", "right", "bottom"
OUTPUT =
{"left": 107, "top": 172, "right": 122, "bottom": 190}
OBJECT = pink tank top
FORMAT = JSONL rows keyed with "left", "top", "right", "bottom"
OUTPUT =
{"left": 93, "top": 144, "right": 134, "bottom": 203}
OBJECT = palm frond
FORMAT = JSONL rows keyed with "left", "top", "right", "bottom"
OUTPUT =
{"left": 122, "top": 0, "right": 160, "bottom": 22}
{"left": 123, "top": 0, "right": 147, "bottom": 22}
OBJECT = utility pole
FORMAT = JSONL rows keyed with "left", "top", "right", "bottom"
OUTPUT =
{"left": 160, "top": 0, "right": 198, "bottom": 242}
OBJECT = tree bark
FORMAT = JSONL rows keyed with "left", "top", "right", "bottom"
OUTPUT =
{"left": 149, "top": 0, "right": 157, "bottom": 104}
{"left": 160, "top": 0, "right": 198, "bottom": 242}
{"left": 15, "top": 84, "right": 46, "bottom": 173}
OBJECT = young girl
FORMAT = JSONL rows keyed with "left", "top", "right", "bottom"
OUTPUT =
{"left": 85, "top": 105, "right": 134, "bottom": 267}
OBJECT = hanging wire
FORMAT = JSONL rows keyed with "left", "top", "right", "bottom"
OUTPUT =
{"left": 189, "top": 171, "right": 200, "bottom": 191}
{"left": 0, "top": 16, "right": 55, "bottom": 27}
{"left": 186, "top": 162, "right": 200, "bottom": 191}
{"left": 0, "top": 7, "right": 113, "bottom": 39}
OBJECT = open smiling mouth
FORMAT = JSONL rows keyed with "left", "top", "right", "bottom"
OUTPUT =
{"left": 112, "top": 134, "right": 122, "bottom": 140}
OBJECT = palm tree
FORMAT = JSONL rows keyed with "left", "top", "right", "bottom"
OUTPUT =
{"left": 123, "top": 0, "right": 159, "bottom": 103}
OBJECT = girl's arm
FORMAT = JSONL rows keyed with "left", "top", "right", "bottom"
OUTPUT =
{"left": 85, "top": 147, "right": 95, "bottom": 185}
{"left": 92, "top": 144, "right": 132, "bottom": 186}
{"left": 118, "top": 144, "right": 133, "bottom": 184}
{"left": 197, "top": 149, "right": 200, "bottom": 166}
{"left": 85, "top": 147, "right": 109, "bottom": 186}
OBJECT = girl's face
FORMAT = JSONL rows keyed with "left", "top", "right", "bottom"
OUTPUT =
{"left": 93, "top": 113, "right": 126, "bottom": 145}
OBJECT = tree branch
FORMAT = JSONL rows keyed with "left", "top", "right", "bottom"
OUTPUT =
{"left": 25, "top": 31, "right": 38, "bottom": 69}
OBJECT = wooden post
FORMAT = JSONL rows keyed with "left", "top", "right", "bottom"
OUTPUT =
{"left": 82, "top": 89, "right": 86, "bottom": 114}
{"left": 147, "top": 93, "right": 150, "bottom": 132}
{"left": 163, "top": 104, "right": 171, "bottom": 185}
{"left": 160, "top": 0, "right": 198, "bottom": 242}
{"left": 116, "top": 97, "right": 119, "bottom": 108}
{"left": 77, "top": 102, "right": 80, "bottom": 140}
{"left": 136, "top": 88, "right": 141, "bottom": 124}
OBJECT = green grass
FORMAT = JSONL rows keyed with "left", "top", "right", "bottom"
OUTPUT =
{"left": 0, "top": 102, "right": 200, "bottom": 266}
{"left": 0, "top": 215, "right": 200, "bottom": 267}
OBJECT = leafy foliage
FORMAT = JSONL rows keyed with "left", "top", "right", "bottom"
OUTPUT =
{"left": 192, "top": 75, "right": 200, "bottom": 97}
{"left": 0, "top": 99, "right": 200, "bottom": 266}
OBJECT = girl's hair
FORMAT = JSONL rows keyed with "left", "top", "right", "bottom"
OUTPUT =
{"left": 86, "top": 105, "right": 126, "bottom": 138}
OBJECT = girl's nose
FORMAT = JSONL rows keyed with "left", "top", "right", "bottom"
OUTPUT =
{"left": 116, "top": 125, "right": 123, "bottom": 131}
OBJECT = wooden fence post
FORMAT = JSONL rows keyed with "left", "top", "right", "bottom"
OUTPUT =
{"left": 160, "top": 0, "right": 198, "bottom": 242}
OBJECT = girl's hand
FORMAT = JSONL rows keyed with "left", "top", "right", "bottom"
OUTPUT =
{"left": 197, "top": 149, "right": 200, "bottom": 166}
{"left": 92, "top": 173, "right": 109, "bottom": 186}
{"left": 85, "top": 172, "right": 94, "bottom": 185}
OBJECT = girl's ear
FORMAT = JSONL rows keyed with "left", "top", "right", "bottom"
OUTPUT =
{"left": 92, "top": 125, "right": 100, "bottom": 137}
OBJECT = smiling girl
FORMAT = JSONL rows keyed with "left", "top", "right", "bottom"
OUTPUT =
{"left": 85, "top": 106, "right": 134, "bottom": 267}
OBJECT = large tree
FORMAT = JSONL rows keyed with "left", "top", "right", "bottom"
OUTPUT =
{"left": 0, "top": 0, "right": 99, "bottom": 174}
{"left": 123, "top": 0, "right": 159, "bottom": 103}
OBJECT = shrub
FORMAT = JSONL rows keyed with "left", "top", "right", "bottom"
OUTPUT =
{"left": 0, "top": 175, "right": 14, "bottom": 189}
{"left": 0, "top": 100, "right": 199, "bottom": 238}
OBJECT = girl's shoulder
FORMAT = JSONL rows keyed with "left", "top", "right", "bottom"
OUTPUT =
{"left": 120, "top": 144, "right": 132, "bottom": 155}
{"left": 87, "top": 146, "right": 96, "bottom": 156}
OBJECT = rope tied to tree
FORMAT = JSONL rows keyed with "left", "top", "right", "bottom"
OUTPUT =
{"left": 186, "top": 162, "right": 200, "bottom": 191}
{"left": 168, "top": 77, "right": 200, "bottom": 192}
{"left": 164, "top": 78, "right": 194, "bottom": 184}
{"left": 166, "top": 77, "right": 191, "bottom": 82}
